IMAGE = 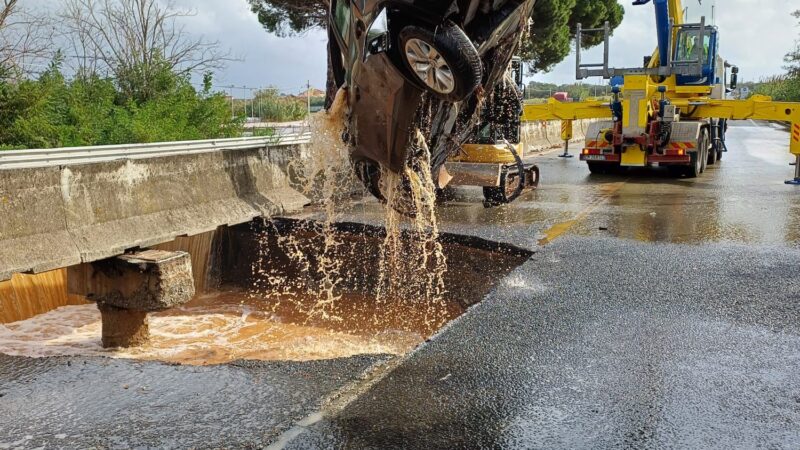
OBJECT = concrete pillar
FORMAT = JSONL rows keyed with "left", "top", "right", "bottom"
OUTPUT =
{"left": 97, "top": 304, "right": 150, "bottom": 348}
{"left": 68, "top": 250, "right": 194, "bottom": 348}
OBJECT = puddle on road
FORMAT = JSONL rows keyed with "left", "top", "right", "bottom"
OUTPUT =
{"left": 0, "top": 291, "right": 422, "bottom": 364}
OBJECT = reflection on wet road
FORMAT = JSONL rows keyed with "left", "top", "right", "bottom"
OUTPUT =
{"left": 282, "top": 121, "right": 800, "bottom": 449}
{"left": 3, "top": 121, "right": 800, "bottom": 449}
{"left": 340, "top": 121, "right": 800, "bottom": 249}
{"left": 436, "top": 121, "right": 800, "bottom": 246}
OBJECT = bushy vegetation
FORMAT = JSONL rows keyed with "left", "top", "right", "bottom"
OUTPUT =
{"left": 753, "top": 10, "right": 800, "bottom": 102}
{"left": 753, "top": 76, "right": 800, "bottom": 102}
{"left": 0, "top": 58, "right": 242, "bottom": 150}
{"left": 252, "top": 88, "right": 308, "bottom": 122}
{"left": 525, "top": 81, "right": 610, "bottom": 101}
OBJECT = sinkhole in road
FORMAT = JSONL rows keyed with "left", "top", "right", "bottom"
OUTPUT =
{"left": 0, "top": 219, "right": 531, "bottom": 365}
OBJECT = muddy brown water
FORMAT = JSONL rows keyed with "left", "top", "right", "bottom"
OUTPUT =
{"left": 0, "top": 93, "right": 531, "bottom": 365}
{"left": 0, "top": 220, "right": 530, "bottom": 365}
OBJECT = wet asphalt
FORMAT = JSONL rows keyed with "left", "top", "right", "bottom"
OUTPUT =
{"left": 2, "top": 121, "right": 800, "bottom": 448}
{"left": 0, "top": 355, "right": 392, "bottom": 448}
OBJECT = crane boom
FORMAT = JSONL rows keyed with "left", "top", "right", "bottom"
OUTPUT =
{"left": 643, "top": 0, "right": 684, "bottom": 69}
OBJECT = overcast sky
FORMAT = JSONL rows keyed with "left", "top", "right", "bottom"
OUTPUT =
{"left": 173, "top": 0, "right": 797, "bottom": 95}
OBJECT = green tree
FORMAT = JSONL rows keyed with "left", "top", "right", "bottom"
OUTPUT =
{"left": 247, "top": 0, "right": 327, "bottom": 36}
{"left": 755, "top": 9, "right": 800, "bottom": 102}
{"left": 521, "top": 0, "right": 624, "bottom": 72}
{"left": 246, "top": 0, "right": 623, "bottom": 73}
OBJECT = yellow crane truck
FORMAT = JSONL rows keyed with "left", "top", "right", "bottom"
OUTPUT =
{"left": 523, "top": 0, "right": 800, "bottom": 183}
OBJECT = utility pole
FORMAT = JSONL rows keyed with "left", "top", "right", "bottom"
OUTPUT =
{"left": 307, "top": 80, "right": 312, "bottom": 116}
{"left": 229, "top": 86, "right": 234, "bottom": 118}
{"left": 242, "top": 86, "right": 247, "bottom": 118}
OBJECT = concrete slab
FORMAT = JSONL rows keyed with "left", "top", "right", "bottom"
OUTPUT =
{"left": 0, "top": 146, "right": 310, "bottom": 281}
{"left": 0, "top": 168, "right": 81, "bottom": 280}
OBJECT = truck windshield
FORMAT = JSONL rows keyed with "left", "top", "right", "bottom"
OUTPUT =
{"left": 675, "top": 30, "right": 710, "bottom": 63}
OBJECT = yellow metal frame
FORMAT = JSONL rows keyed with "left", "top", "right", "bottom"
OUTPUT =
{"left": 522, "top": 98, "right": 612, "bottom": 122}
{"left": 454, "top": 143, "right": 523, "bottom": 164}
{"left": 524, "top": 92, "right": 800, "bottom": 155}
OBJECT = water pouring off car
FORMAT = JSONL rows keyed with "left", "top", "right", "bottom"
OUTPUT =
{"left": 327, "top": 0, "right": 539, "bottom": 213}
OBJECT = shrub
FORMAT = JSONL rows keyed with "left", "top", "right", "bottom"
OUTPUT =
{"left": 0, "top": 58, "right": 243, "bottom": 150}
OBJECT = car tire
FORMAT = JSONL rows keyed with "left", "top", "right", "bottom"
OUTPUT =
{"left": 352, "top": 158, "right": 420, "bottom": 217}
{"left": 398, "top": 22, "right": 482, "bottom": 103}
{"left": 353, "top": 158, "right": 385, "bottom": 203}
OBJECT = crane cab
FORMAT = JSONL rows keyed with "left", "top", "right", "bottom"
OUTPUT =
{"left": 673, "top": 23, "right": 719, "bottom": 87}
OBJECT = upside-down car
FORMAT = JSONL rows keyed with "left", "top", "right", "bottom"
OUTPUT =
{"left": 327, "top": 0, "right": 536, "bottom": 207}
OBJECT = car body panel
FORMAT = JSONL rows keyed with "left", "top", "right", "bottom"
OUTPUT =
{"left": 329, "top": 0, "right": 536, "bottom": 184}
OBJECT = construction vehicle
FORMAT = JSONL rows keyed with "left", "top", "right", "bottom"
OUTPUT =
{"left": 523, "top": 0, "right": 800, "bottom": 183}
{"left": 446, "top": 57, "right": 540, "bottom": 205}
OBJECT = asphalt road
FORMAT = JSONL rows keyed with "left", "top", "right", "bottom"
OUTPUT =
{"left": 278, "top": 120, "right": 800, "bottom": 449}
{"left": 2, "top": 121, "right": 800, "bottom": 448}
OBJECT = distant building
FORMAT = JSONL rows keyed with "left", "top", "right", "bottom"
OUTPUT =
{"left": 298, "top": 88, "right": 326, "bottom": 98}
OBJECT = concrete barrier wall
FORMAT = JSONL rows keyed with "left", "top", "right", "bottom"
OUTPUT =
{"left": 0, "top": 145, "right": 309, "bottom": 281}
{"left": 521, "top": 119, "right": 595, "bottom": 154}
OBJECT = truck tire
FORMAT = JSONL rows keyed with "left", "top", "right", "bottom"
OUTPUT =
{"left": 699, "top": 128, "right": 709, "bottom": 173}
{"left": 684, "top": 128, "right": 709, "bottom": 178}
{"left": 684, "top": 152, "right": 701, "bottom": 178}
{"left": 706, "top": 125, "right": 717, "bottom": 166}
{"left": 398, "top": 22, "right": 482, "bottom": 102}
{"left": 707, "top": 141, "right": 717, "bottom": 165}
{"left": 587, "top": 162, "right": 606, "bottom": 174}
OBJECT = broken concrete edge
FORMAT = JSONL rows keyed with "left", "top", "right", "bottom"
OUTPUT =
{"left": 69, "top": 250, "right": 196, "bottom": 312}
{"left": 0, "top": 145, "right": 312, "bottom": 282}
{"left": 265, "top": 217, "right": 537, "bottom": 257}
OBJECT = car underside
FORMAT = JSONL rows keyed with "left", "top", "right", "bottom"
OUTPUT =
{"left": 328, "top": 0, "right": 537, "bottom": 212}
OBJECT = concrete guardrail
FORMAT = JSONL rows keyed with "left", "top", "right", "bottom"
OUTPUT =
{"left": 0, "top": 134, "right": 312, "bottom": 281}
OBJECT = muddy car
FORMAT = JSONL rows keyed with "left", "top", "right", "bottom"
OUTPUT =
{"left": 327, "top": 0, "right": 536, "bottom": 206}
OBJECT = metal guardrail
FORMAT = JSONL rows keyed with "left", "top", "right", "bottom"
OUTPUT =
{"left": 0, "top": 133, "right": 313, "bottom": 170}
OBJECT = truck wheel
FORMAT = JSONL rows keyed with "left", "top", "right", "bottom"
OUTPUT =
{"left": 684, "top": 152, "right": 701, "bottom": 178}
{"left": 707, "top": 144, "right": 717, "bottom": 165}
{"left": 587, "top": 162, "right": 606, "bottom": 174}
{"left": 699, "top": 128, "right": 710, "bottom": 173}
{"left": 398, "top": 22, "right": 482, "bottom": 102}
{"left": 706, "top": 130, "right": 717, "bottom": 165}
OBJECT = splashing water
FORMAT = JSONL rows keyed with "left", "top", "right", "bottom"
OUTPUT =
{"left": 251, "top": 90, "right": 450, "bottom": 332}
{"left": 376, "top": 131, "right": 449, "bottom": 330}
{"left": 0, "top": 90, "right": 463, "bottom": 364}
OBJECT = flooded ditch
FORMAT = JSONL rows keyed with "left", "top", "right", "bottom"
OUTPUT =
{"left": 0, "top": 93, "right": 532, "bottom": 366}
{"left": 0, "top": 219, "right": 531, "bottom": 365}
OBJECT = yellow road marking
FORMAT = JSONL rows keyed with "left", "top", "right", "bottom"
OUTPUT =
{"left": 538, "top": 181, "right": 627, "bottom": 246}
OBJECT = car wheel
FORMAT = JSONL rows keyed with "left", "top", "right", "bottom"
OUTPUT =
{"left": 353, "top": 158, "right": 385, "bottom": 203}
{"left": 398, "top": 22, "right": 482, "bottom": 102}
{"left": 352, "top": 158, "right": 420, "bottom": 217}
